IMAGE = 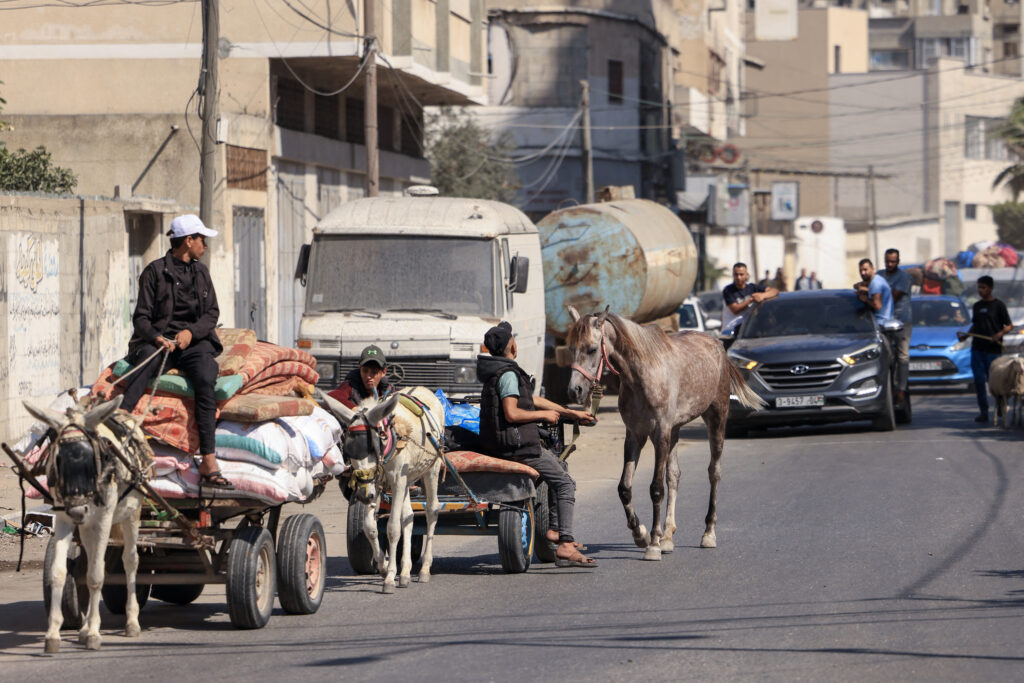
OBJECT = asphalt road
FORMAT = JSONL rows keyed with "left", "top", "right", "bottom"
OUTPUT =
{"left": 1, "top": 390, "right": 1022, "bottom": 681}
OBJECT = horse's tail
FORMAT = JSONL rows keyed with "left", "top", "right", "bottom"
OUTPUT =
{"left": 728, "top": 363, "right": 766, "bottom": 410}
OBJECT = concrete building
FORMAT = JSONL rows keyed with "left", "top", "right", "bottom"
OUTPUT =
{"left": 1, "top": 0, "right": 488, "bottom": 347}
{"left": 735, "top": 4, "right": 1023, "bottom": 287}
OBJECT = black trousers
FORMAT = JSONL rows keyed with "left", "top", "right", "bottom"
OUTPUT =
{"left": 119, "top": 339, "right": 219, "bottom": 455}
{"left": 514, "top": 448, "right": 576, "bottom": 544}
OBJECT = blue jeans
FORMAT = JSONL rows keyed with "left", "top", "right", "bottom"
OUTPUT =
{"left": 971, "top": 348, "right": 1001, "bottom": 416}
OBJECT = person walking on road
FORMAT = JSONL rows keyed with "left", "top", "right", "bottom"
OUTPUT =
{"left": 795, "top": 268, "right": 811, "bottom": 290}
{"left": 477, "top": 321, "right": 598, "bottom": 568}
{"left": 119, "top": 214, "right": 231, "bottom": 489}
{"left": 855, "top": 258, "right": 893, "bottom": 324}
{"left": 958, "top": 275, "right": 1014, "bottom": 423}
{"left": 721, "top": 262, "right": 778, "bottom": 330}
{"left": 881, "top": 249, "right": 912, "bottom": 406}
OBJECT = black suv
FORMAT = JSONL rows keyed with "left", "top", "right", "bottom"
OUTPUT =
{"left": 726, "top": 290, "right": 908, "bottom": 435}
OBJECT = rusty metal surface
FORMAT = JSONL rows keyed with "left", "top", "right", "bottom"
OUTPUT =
{"left": 538, "top": 199, "right": 698, "bottom": 337}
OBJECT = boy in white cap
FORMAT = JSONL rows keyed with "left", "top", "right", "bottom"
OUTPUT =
{"left": 119, "top": 214, "right": 231, "bottom": 488}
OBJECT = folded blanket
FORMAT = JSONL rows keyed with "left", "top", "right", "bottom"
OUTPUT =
{"left": 107, "top": 360, "right": 244, "bottom": 401}
{"left": 236, "top": 342, "right": 316, "bottom": 384}
{"left": 218, "top": 394, "right": 315, "bottom": 422}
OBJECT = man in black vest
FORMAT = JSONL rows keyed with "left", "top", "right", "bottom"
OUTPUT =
{"left": 477, "top": 321, "right": 597, "bottom": 568}
{"left": 119, "top": 214, "right": 230, "bottom": 489}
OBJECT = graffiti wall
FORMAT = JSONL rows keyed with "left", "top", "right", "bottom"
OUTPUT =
{"left": 7, "top": 233, "right": 62, "bottom": 410}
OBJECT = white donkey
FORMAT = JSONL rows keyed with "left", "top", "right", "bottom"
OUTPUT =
{"left": 24, "top": 395, "right": 151, "bottom": 653}
{"left": 320, "top": 387, "right": 444, "bottom": 594}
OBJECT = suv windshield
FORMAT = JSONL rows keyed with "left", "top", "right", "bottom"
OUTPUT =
{"left": 742, "top": 295, "right": 876, "bottom": 338}
{"left": 306, "top": 236, "right": 497, "bottom": 316}
{"left": 911, "top": 298, "right": 968, "bottom": 327}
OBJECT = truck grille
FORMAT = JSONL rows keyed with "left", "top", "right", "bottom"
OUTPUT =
{"left": 756, "top": 361, "right": 843, "bottom": 390}
{"left": 315, "top": 357, "right": 482, "bottom": 393}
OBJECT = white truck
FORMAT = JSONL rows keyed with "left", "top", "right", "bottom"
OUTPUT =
{"left": 294, "top": 195, "right": 545, "bottom": 397}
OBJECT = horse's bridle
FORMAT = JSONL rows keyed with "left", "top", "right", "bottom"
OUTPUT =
{"left": 571, "top": 318, "right": 620, "bottom": 383}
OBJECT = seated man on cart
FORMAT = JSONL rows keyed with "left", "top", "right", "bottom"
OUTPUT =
{"left": 477, "top": 321, "right": 598, "bottom": 568}
{"left": 328, "top": 344, "right": 392, "bottom": 409}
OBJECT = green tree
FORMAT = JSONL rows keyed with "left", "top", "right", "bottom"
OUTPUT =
{"left": 993, "top": 96, "right": 1024, "bottom": 200}
{"left": 425, "top": 107, "right": 519, "bottom": 202}
{"left": 991, "top": 201, "right": 1024, "bottom": 248}
{"left": 0, "top": 146, "right": 77, "bottom": 193}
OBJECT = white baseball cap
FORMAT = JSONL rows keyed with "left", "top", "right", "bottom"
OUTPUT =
{"left": 168, "top": 214, "right": 218, "bottom": 239}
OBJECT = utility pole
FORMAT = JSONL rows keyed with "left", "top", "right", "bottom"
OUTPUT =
{"left": 746, "top": 163, "right": 759, "bottom": 279}
{"left": 199, "top": 0, "right": 219, "bottom": 227}
{"left": 364, "top": 0, "right": 379, "bottom": 197}
{"left": 580, "top": 80, "right": 594, "bottom": 204}
{"left": 868, "top": 164, "right": 878, "bottom": 265}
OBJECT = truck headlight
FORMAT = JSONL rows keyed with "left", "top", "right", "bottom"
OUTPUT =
{"left": 453, "top": 363, "right": 477, "bottom": 384}
{"left": 839, "top": 344, "right": 881, "bottom": 365}
{"left": 315, "top": 362, "right": 336, "bottom": 382}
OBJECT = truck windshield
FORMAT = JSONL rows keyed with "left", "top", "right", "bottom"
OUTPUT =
{"left": 306, "top": 235, "right": 497, "bottom": 316}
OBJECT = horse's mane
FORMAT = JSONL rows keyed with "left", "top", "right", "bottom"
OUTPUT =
{"left": 568, "top": 312, "right": 674, "bottom": 366}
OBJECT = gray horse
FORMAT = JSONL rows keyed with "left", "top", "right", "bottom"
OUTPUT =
{"left": 566, "top": 307, "right": 764, "bottom": 560}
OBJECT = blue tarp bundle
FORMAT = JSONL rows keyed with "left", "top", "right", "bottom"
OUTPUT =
{"left": 434, "top": 389, "right": 481, "bottom": 434}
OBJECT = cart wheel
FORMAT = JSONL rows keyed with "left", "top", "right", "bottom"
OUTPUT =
{"left": 151, "top": 584, "right": 205, "bottom": 605}
{"left": 100, "top": 547, "right": 151, "bottom": 615}
{"left": 532, "top": 482, "right": 557, "bottom": 563}
{"left": 43, "top": 536, "right": 88, "bottom": 630}
{"left": 277, "top": 514, "right": 326, "bottom": 615}
{"left": 498, "top": 500, "right": 534, "bottom": 574}
{"left": 226, "top": 526, "right": 277, "bottom": 629}
{"left": 346, "top": 500, "right": 378, "bottom": 575}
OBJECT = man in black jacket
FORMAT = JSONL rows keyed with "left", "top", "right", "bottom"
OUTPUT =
{"left": 119, "top": 214, "right": 230, "bottom": 488}
{"left": 477, "top": 321, "right": 597, "bottom": 567}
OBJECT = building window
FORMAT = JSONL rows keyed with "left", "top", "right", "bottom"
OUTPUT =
{"left": 400, "top": 111, "right": 423, "bottom": 157}
{"left": 378, "top": 105, "right": 395, "bottom": 152}
{"left": 608, "top": 60, "right": 624, "bottom": 105}
{"left": 345, "top": 97, "right": 365, "bottom": 145}
{"left": 275, "top": 78, "right": 306, "bottom": 132}
{"left": 916, "top": 37, "right": 978, "bottom": 68}
{"left": 1005, "top": 41, "right": 1019, "bottom": 58}
{"left": 707, "top": 50, "right": 725, "bottom": 96}
{"left": 965, "top": 116, "right": 1011, "bottom": 160}
{"left": 870, "top": 50, "right": 910, "bottom": 71}
{"left": 226, "top": 145, "right": 267, "bottom": 191}
{"left": 965, "top": 204, "right": 978, "bottom": 220}
{"left": 834, "top": 45, "right": 842, "bottom": 73}
{"left": 314, "top": 94, "right": 339, "bottom": 139}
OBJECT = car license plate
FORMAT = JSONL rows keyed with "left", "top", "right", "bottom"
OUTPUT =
{"left": 776, "top": 395, "right": 824, "bottom": 408}
{"left": 910, "top": 360, "right": 943, "bottom": 372}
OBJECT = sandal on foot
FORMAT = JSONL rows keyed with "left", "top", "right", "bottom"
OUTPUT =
{"left": 555, "top": 552, "right": 598, "bottom": 568}
{"left": 545, "top": 535, "right": 587, "bottom": 552}
{"left": 198, "top": 470, "right": 234, "bottom": 490}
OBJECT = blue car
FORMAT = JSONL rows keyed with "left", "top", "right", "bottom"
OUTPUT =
{"left": 907, "top": 295, "right": 972, "bottom": 389}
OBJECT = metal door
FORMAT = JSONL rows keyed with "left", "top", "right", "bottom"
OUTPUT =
{"left": 233, "top": 206, "right": 267, "bottom": 339}
{"left": 277, "top": 163, "right": 307, "bottom": 347}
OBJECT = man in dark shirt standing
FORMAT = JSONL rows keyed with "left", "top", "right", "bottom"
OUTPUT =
{"left": 958, "top": 275, "right": 1014, "bottom": 423}
{"left": 119, "top": 215, "right": 229, "bottom": 488}
{"left": 721, "top": 262, "right": 778, "bottom": 330}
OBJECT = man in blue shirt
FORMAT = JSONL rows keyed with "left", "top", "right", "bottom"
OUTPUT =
{"left": 855, "top": 258, "right": 893, "bottom": 324}
{"left": 880, "top": 249, "right": 912, "bottom": 405}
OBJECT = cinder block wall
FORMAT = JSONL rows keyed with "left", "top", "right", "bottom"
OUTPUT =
{"left": 0, "top": 195, "right": 130, "bottom": 443}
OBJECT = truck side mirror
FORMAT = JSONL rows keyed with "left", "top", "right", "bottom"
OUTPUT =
{"left": 509, "top": 255, "right": 529, "bottom": 294}
{"left": 295, "top": 244, "right": 310, "bottom": 286}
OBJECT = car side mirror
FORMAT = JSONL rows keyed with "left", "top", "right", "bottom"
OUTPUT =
{"left": 706, "top": 318, "right": 722, "bottom": 331}
{"left": 881, "top": 319, "right": 903, "bottom": 333}
{"left": 295, "top": 244, "right": 311, "bottom": 286}
{"left": 508, "top": 255, "right": 529, "bottom": 294}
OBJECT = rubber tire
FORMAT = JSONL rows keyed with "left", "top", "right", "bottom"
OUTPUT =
{"left": 226, "top": 526, "right": 277, "bottom": 629}
{"left": 151, "top": 583, "right": 205, "bottom": 605}
{"left": 895, "top": 389, "right": 912, "bottom": 425}
{"left": 100, "top": 547, "right": 150, "bottom": 615}
{"left": 532, "top": 482, "right": 557, "bottom": 563}
{"left": 498, "top": 500, "right": 534, "bottom": 574}
{"left": 872, "top": 382, "right": 896, "bottom": 432}
{"left": 346, "top": 499, "right": 378, "bottom": 575}
{"left": 277, "top": 514, "right": 326, "bottom": 615}
{"left": 43, "top": 536, "right": 88, "bottom": 630}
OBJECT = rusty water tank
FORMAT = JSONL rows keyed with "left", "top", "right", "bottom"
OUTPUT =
{"left": 538, "top": 199, "right": 698, "bottom": 338}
